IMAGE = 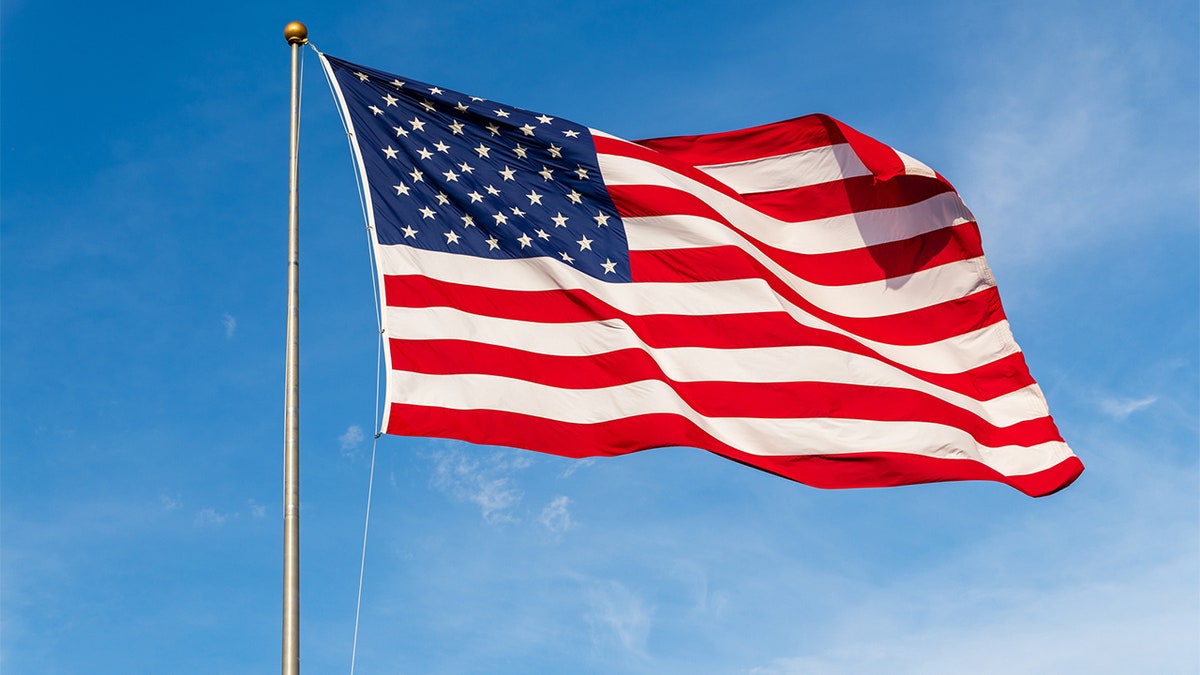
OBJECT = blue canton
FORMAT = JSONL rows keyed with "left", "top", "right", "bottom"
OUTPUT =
{"left": 327, "top": 56, "right": 631, "bottom": 282}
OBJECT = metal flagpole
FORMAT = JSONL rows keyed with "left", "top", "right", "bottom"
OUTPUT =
{"left": 282, "top": 20, "right": 307, "bottom": 675}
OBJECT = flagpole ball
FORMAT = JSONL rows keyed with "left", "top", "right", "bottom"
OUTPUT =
{"left": 284, "top": 21, "right": 308, "bottom": 45}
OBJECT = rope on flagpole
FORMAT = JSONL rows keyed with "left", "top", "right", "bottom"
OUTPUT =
{"left": 313, "top": 44, "right": 388, "bottom": 675}
{"left": 349, "top": 433, "right": 379, "bottom": 675}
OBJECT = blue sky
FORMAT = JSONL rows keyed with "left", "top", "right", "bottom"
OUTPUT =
{"left": 2, "top": 1, "right": 1197, "bottom": 673}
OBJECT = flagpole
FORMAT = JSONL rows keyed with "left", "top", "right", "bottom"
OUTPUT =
{"left": 282, "top": 20, "right": 307, "bottom": 675}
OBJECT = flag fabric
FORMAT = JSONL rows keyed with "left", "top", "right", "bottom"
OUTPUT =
{"left": 319, "top": 52, "right": 1083, "bottom": 497}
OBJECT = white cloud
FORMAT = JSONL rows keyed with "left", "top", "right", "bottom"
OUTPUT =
{"left": 583, "top": 579, "right": 654, "bottom": 658}
{"left": 428, "top": 448, "right": 529, "bottom": 523}
{"left": 247, "top": 499, "right": 267, "bottom": 519}
{"left": 159, "top": 494, "right": 180, "bottom": 512}
{"left": 559, "top": 458, "right": 596, "bottom": 478}
{"left": 339, "top": 424, "right": 365, "bottom": 456}
{"left": 538, "top": 495, "right": 574, "bottom": 534}
{"left": 1099, "top": 394, "right": 1158, "bottom": 420}
{"left": 945, "top": 5, "right": 1196, "bottom": 269}
{"left": 193, "top": 508, "right": 233, "bottom": 528}
{"left": 221, "top": 313, "right": 236, "bottom": 339}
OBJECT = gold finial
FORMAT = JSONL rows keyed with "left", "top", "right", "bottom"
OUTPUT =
{"left": 284, "top": 22, "right": 308, "bottom": 45}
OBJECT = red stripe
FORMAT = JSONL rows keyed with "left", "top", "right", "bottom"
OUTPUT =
{"left": 633, "top": 114, "right": 846, "bottom": 167}
{"left": 631, "top": 246, "right": 1006, "bottom": 348}
{"left": 595, "top": 135, "right": 746, "bottom": 202}
{"left": 608, "top": 182, "right": 977, "bottom": 285}
{"left": 385, "top": 404, "right": 1083, "bottom": 498}
{"left": 389, "top": 338, "right": 1064, "bottom": 448}
{"left": 737, "top": 173, "right": 956, "bottom": 222}
{"left": 620, "top": 115, "right": 953, "bottom": 194}
{"left": 382, "top": 274, "right": 1036, "bottom": 400}
{"left": 629, "top": 222, "right": 983, "bottom": 287}
{"left": 604, "top": 183, "right": 997, "bottom": 345}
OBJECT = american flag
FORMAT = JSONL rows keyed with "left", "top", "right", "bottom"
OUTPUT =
{"left": 320, "top": 53, "right": 1082, "bottom": 497}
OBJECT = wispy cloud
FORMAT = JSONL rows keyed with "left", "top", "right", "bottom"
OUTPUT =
{"left": 193, "top": 508, "right": 234, "bottom": 528}
{"left": 583, "top": 579, "right": 654, "bottom": 658}
{"left": 339, "top": 424, "right": 365, "bottom": 456}
{"left": 428, "top": 448, "right": 530, "bottom": 523}
{"left": 559, "top": 458, "right": 596, "bottom": 478}
{"left": 247, "top": 499, "right": 267, "bottom": 519}
{"left": 221, "top": 313, "right": 236, "bottom": 339}
{"left": 1099, "top": 394, "right": 1158, "bottom": 421}
{"left": 945, "top": 5, "right": 1196, "bottom": 269}
{"left": 538, "top": 495, "right": 574, "bottom": 534}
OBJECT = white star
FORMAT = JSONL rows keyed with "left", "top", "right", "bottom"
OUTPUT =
{"left": 536, "top": 114, "right": 554, "bottom": 124}
{"left": 486, "top": 236, "right": 500, "bottom": 250}
{"left": 519, "top": 123, "right": 536, "bottom": 136}
{"left": 493, "top": 212, "right": 508, "bottom": 225}
{"left": 517, "top": 233, "right": 532, "bottom": 248}
{"left": 485, "top": 184, "right": 501, "bottom": 196}
{"left": 455, "top": 102, "right": 470, "bottom": 112}
{"left": 417, "top": 147, "right": 434, "bottom": 160}
{"left": 548, "top": 144, "right": 563, "bottom": 158}
{"left": 382, "top": 145, "right": 399, "bottom": 159}
{"left": 563, "top": 129, "right": 580, "bottom": 138}
{"left": 461, "top": 215, "right": 476, "bottom": 227}
{"left": 550, "top": 212, "right": 569, "bottom": 227}
{"left": 535, "top": 228, "right": 551, "bottom": 240}
{"left": 510, "top": 206, "right": 526, "bottom": 217}
{"left": 401, "top": 224, "right": 418, "bottom": 238}
{"left": 442, "top": 169, "right": 460, "bottom": 182}
{"left": 513, "top": 144, "right": 528, "bottom": 159}
{"left": 499, "top": 166, "right": 517, "bottom": 181}
{"left": 393, "top": 125, "right": 409, "bottom": 138}
{"left": 419, "top": 99, "right": 436, "bottom": 112}
{"left": 494, "top": 108, "right": 511, "bottom": 118}
{"left": 354, "top": 71, "right": 369, "bottom": 82}
{"left": 444, "top": 230, "right": 461, "bottom": 244}
{"left": 601, "top": 259, "right": 617, "bottom": 274}
{"left": 467, "top": 191, "right": 484, "bottom": 203}
{"left": 419, "top": 206, "right": 437, "bottom": 219}
{"left": 577, "top": 235, "right": 593, "bottom": 251}
{"left": 429, "top": 86, "right": 445, "bottom": 95}
{"left": 560, "top": 251, "right": 575, "bottom": 263}
{"left": 470, "top": 96, "right": 485, "bottom": 102}
{"left": 574, "top": 166, "right": 589, "bottom": 180}
{"left": 368, "top": 105, "right": 384, "bottom": 116}
{"left": 458, "top": 162, "right": 475, "bottom": 174}
{"left": 391, "top": 79, "right": 405, "bottom": 89}
{"left": 435, "top": 192, "right": 450, "bottom": 205}
{"left": 474, "top": 144, "right": 491, "bottom": 158}
{"left": 593, "top": 212, "right": 611, "bottom": 227}
{"left": 409, "top": 168, "right": 425, "bottom": 182}
{"left": 539, "top": 166, "right": 554, "bottom": 181}
{"left": 409, "top": 117, "right": 426, "bottom": 132}
{"left": 485, "top": 123, "right": 502, "bottom": 136}
{"left": 566, "top": 190, "right": 583, "bottom": 204}
{"left": 434, "top": 140, "right": 451, "bottom": 153}
{"left": 526, "top": 190, "right": 544, "bottom": 205}
{"left": 383, "top": 93, "right": 399, "bottom": 107}
{"left": 449, "top": 120, "right": 465, "bottom": 135}
{"left": 393, "top": 183, "right": 410, "bottom": 196}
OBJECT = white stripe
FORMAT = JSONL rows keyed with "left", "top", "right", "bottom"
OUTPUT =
{"left": 374, "top": 224, "right": 995, "bottom": 321}
{"left": 627, "top": 211, "right": 995, "bottom": 316}
{"left": 896, "top": 149, "right": 938, "bottom": 178}
{"left": 384, "top": 304, "right": 1053, "bottom": 427}
{"left": 388, "top": 370, "right": 1073, "bottom": 477}
{"left": 693, "top": 143, "right": 871, "bottom": 193}
{"left": 375, "top": 244, "right": 1021, "bottom": 373}
{"left": 597, "top": 152, "right": 976, "bottom": 254}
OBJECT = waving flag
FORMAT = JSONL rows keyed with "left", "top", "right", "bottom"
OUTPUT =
{"left": 320, "top": 52, "right": 1082, "bottom": 497}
